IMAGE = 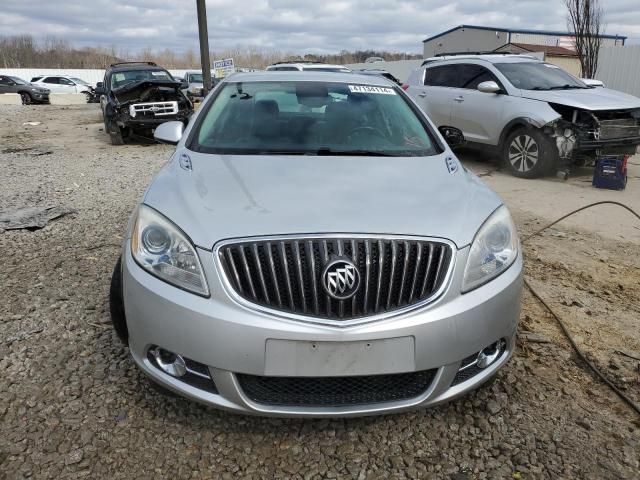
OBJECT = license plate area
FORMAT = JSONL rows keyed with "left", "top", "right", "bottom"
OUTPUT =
{"left": 264, "top": 337, "right": 415, "bottom": 377}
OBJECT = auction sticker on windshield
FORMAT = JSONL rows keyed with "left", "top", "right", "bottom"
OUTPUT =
{"left": 348, "top": 85, "right": 396, "bottom": 95}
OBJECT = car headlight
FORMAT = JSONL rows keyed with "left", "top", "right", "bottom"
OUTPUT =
{"left": 131, "top": 204, "right": 209, "bottom": 296}
{"left": 462, "top": 206, "right": 519, "bottom": 292}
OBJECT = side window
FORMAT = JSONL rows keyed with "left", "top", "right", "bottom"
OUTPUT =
{"left": 457, "top": 64, "right": 501, "bottom": 90}
{"left": 0, "top": 76, "right": 12, "bottom": 86}
{"left": 59, "top": 78, "right": 75, "bottom": 85}
{"left": 43, "top": 77, "right": 60, "bottom": 84}
{"left": 31, "top": 77, "right": 42, "bottom": 82}
{"left": 424, "top": 65, "right": 462, "bottom": 88}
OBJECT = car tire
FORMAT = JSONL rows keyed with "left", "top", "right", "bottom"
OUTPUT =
{"left": 103, "top": 115, "right": 125, "bottom": 145}
{"left": 502, "top": 127, "right": 557, "bottom": 179}
{"left": 20, "top": 92, "right": 32, "bottom": 105}
{"left": 109, "top": 256, "right": 129, "bottom": 343}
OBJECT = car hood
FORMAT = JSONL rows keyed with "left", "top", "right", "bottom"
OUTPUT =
{"left": 112, "top": 79, "right": 184, "bottom": 104}
{"left": 520, "top": 87, "right": 640, "bottom": 111}
{"left": 143, "top": 151, "right": 503, "bottom": 249}
{"left": 31, "top": 85, "right": 49, "bottom": 93}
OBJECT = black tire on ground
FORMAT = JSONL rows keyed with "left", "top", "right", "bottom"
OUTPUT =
{"left": 20, "top": 92, "right": 32, "bottom": 105}
{"left": 502, "top": 127, "right": 557, "bottom": 179}
{"left": 110, "top": 129, "right": 125, "bottom": 145}
{"left": 105, "top": 117, "right": 124, "bottom": 145}
{"left": 109, "top": 257, "right": 129, "bottom": 343}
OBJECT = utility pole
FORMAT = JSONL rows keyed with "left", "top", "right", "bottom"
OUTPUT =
{"left": 196, "top": 0, "right": 212, "bottom": 94}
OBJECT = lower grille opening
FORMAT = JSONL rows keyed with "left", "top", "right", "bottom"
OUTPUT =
{"left": 237, "top": 370, "right": 437, "bottom": 407}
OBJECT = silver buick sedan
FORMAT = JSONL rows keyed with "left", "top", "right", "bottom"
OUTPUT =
{"left": 110, "top": 71, "right": 522, "bottom": 417}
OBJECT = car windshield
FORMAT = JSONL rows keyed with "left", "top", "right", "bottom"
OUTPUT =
{"left": 495, "top": 62, "right": 587, "bottom": 90}
{"left": 189, "top": 73, "right": 204, "bottom": 83}
{"left": 111, "top": 69, "right": 173, "bottom": 88}
{"left": 190, "top": 80, "right": 439, "bottom": 157}
{"left": 9, "top": 76, "right": 29, "bottom": 85}
{"left": 70, "top": 77, "right": 90, "bottom": 86}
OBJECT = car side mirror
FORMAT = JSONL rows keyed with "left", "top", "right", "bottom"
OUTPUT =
{"left": 477, "top": 80, "right": 501, "bottom": 94}
{"left": 439, "top": 126, "right": 465, "bottom": 148}
{"left": 94, "top": 82, "right": 106, "bottom": 95}
{"left": 154, "top": 121, "right": 184, "bottom": 145}
{"left": 180, "top": 80, "right": 189, "bottom": 89}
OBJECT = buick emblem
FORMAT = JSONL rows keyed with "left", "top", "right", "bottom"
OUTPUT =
{"left": 322, "top": 258, "right": 360, "bottom": 300}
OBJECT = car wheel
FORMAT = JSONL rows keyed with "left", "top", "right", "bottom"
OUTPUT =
{"left": 106, "top": 118, "right": 125, "bottom": 145}
{"left": 109, "top": 256, "right": 129, "bottom": 343}
{"left": 502, "top": 127, "right": 556, "bottom": 178}
{"left": 20, "top": 92, "right": 32, "bottom": 105}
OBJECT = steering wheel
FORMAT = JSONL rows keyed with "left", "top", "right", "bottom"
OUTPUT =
{"left": 347, "top": 126, "right": 386, "bottom": 139}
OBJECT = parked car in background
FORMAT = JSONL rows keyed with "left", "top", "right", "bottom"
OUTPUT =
{"left": 0, "top": 75, "right": 50, "bottom": 104}
{"left": 405, "top": 54, "right": 640, "bottom": 178}
{"left": 95, "top": 62, "right": 192, "bottom": 145}
{"left": 30, "top": 75, "right": 93, "bottom": 94}
{"left": 353, "top": 69, "right": 401, "bottom": 85}
{"left": 266, "top": 62, "right": 351, "bottom": 73}
{"left": 109, "top": 71, "right": 522, "bottom": 417}
{"left": 181, "top": 71, "right": 205, "bottom": 100}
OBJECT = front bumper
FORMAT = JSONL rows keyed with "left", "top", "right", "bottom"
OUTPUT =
{"left": 122, "top": 243, "right": 522, "bottom": 417}
{"left": 30, "top": 91, "right": 50, "bottom": 104}
{"left": 577, "top": 135, "right": 640, "bottom": 151}
{"left": 114, "top": 108, "right": 192, "bottom": 130}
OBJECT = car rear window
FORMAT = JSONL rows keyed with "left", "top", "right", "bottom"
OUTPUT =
{"left": 189, "top": 81, "right": 440, "bottom": 157}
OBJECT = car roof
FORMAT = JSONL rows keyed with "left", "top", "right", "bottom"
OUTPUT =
{"left": 267, "top": 62, "right": 348, "bottom": 69}
{"left": 423, "top": 54, "right": 541, "bottom": 66}
{"left": 108, "top": 64, "right": 168, "bottom": 73}
{"left": 223, "top": 71, "right": 395, "bottom": 86}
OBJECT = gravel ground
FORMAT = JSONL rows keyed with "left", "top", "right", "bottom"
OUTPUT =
{"left": 1, "top": 104, "right": 639, "bottom": 479}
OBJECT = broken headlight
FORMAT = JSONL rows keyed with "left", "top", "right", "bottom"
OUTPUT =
{"left": 462, "top": 206, "right": 519, "bottom": 292}
{"left": 131, "top": 204, "right": 209, "bottom": 296}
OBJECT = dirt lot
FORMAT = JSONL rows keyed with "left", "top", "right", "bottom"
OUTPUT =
{"left": 1, "top": 104, "right": 639, "bottom": 480}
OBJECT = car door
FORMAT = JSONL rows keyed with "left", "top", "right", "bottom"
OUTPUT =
{"left": 57, "top": 77, "right": 79, "bottom": 93}
{"left": 41, "top": 77, "right": 63, "bottom": 93}
{"left": 449, "top": 64, "right": 509, "bottom": 146}
{"left": 410, "top": 64, "right": 462, "bottom": 128}
{"left": 0, "top": 76, "right": 15, "bottom": 94}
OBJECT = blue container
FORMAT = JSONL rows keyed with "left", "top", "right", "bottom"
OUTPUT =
{"left": 592, "top": 155, "right": 628, "bottom": 190}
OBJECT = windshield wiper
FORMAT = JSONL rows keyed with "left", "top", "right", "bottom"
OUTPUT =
{"left": 548, "top": 84, "right": 586, "bottom": 90}
{"left": 253, "top": 148, "right": 399, "bottom": 157}
{"left": 315, "top": 148, "right": 397, "bottom": 157}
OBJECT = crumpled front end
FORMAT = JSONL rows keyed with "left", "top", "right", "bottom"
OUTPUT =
{"left": 111, "top": 80, "right": 193, "bottom": 131}
{"left": 545, "top": 104, "right": 640, "bottom": 167}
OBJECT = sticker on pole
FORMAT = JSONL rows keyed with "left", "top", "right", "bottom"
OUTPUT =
{"left": 348, "top": 85, "right": 396, "bottom": 95}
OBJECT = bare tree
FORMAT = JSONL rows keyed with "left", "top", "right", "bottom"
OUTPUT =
{"left": 565, "top": 0, "right": 604, "bottom": 78}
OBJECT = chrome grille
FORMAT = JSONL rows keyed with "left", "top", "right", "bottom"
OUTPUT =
{"left": 128, "top": 101, "right": 178, "bottom": 117}
{"left": 217, "top": 236, "right": 453, "bottom": 321}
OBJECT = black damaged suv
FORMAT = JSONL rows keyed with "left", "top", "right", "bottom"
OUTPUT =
{"left": 95, "top": 62, "right": 193, "bottom": 145}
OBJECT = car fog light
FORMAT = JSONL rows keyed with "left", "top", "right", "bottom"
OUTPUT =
{"left": 149, "top": 347, "right": 187, "bottom": 377}
{"left": 477, "top": 339, "right": 507, "bottom": 369}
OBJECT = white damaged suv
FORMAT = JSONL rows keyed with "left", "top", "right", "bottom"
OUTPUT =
{"left": 405, "top": 54, "right": 640, "bottom": 178}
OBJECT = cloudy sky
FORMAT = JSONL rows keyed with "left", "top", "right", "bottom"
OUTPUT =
{"left": 1, "top": 0, "right": 638, "bottom": 54}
